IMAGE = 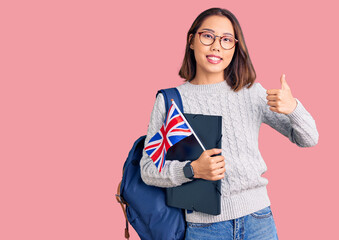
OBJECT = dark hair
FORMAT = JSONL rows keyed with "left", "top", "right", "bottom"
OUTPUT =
{"left": 178, "top": 7, "right": 256, "bottom": 92}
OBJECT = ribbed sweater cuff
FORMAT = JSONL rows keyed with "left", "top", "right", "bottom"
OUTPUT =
{"left": 286, "top": 98, "right": 309, "bottom": 124}
{"left": 169, "top": 160, "right": 193, "bottom": 186}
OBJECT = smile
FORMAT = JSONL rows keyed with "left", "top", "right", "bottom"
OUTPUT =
{"left": 206, "top": 56, "right": 222, "bottom": 64}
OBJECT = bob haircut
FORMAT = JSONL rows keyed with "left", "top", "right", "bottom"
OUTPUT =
{"left": 178, "top": 7, "right": 256, "bottom": 92}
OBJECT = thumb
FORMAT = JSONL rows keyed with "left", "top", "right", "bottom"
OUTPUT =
{"left": 280, "top": 73, "right": 290, "bottom": 90}
{"left": 205, "top": 148, "right": 222, "bottom": 156}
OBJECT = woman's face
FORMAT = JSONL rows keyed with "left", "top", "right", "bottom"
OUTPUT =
{"left": 189, "top": 15, "right": 236, "bottom": 76}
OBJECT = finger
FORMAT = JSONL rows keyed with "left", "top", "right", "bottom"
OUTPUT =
{"left": 266, "top": 89, "right": 281, "bottom": 95}
{"left": 212, "top": 155, "right": 225, "bottom": 162}
{"left": 216, "top": 167, "right": 226, "bottom": 175}
{"left": 211, "top": 164, "right": 225, "bottom": 172}
{"left": 267, "top": 100, "right": 278, "bottom": 107}
{"left": 212, "top": 168, "right": 225, "bottom": 178}
{"left": 211, "top": 174, "right": 224, "bottom": 181}
{"left": 269, "top": 106, "right": 278, "bottom": 112}
{"left": 266, "top": 95, "right": 278, "bottom": 101}
{"left": 206, "top": 148, "right": 222, "bottom": 156}
{"left": 212, "top": 159, "right": 225, "bottom": 169}
{"left": 217, "top": 160, "right": 225, "bottom": 169}
{"left": 280, "top": 73, "right": 290, "bottom": 90}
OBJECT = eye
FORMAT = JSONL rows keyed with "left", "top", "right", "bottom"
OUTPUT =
{"left": 202, "top": 32, "right": 214, "bottom": 39}
{"left": 222, "top": 37, "right": 234, "bottom": 43}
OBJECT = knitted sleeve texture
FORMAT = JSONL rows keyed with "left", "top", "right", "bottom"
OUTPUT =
{"left": 140, "top": 93, "right": 193, "bottom": 188}
{"left": 256, "top": 82, "right": 319, "bottom": 147}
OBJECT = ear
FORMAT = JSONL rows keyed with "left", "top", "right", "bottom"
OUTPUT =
{"left": 189, "top": 34, "right": 194, "bottom": 50}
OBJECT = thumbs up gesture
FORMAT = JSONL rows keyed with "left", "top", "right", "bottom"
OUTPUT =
{"left": 266, "top": 74, "right": 297, "bottom": 115}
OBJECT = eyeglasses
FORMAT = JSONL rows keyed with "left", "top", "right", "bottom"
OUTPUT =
{"left": 197, "top": 31, "right": 238, "bottom": 50}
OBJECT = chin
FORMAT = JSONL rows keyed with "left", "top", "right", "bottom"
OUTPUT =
{"left": 207, "top": 66, "right": 226, "bottom": 72}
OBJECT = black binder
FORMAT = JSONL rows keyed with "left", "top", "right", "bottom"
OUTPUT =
{"left": 165, "top": 113, "right": 222, "bottom": 215}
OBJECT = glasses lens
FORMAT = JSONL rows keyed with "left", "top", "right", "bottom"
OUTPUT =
{"left": 200, "top": 32, "right": 214, "bottom": 45}
{"left": 221, "top": 36, "right": 235, "bottom": 49}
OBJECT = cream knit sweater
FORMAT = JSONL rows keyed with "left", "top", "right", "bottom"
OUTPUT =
{"left": 140, "top": 80, "right": 319, "bottom": 223}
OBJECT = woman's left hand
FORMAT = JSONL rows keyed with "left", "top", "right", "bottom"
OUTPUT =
{"left": 266, "top": 74, "right": 298, "bottom": 115}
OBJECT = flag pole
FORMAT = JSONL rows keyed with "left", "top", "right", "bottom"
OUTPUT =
{"left": 171, "top": 99, "right": 206, "bottom": 151}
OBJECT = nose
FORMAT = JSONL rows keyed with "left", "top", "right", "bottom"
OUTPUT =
{"left": 210, "top": 37, "right": 222, "bottom": 51}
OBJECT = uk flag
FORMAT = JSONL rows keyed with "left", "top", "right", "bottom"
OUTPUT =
{"left": 144, "top": 100, "right": 193, "bottom": 172}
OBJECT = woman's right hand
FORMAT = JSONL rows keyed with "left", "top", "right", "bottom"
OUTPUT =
{"left": 190, "top": 149, "right": 226, "bottom": 181}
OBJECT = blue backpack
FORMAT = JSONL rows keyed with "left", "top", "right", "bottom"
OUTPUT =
{"left": 115, "top": 88, "right": 186, "bottom": 240}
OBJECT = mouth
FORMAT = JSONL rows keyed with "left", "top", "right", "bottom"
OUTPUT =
{"left": 206, "top": 55, "right": 222, "bottom": 64}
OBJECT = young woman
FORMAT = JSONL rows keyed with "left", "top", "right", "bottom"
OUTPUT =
{"left": 140, "top": 7, "right": 319, "bottom": 240}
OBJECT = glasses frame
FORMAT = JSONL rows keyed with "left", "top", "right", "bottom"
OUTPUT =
{"left": 197, "top": 31, "right": 238, "bottom": 50}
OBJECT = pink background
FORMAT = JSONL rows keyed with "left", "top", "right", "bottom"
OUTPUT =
{"left": 1, "top": 0, "right": 338, "bottom": 239}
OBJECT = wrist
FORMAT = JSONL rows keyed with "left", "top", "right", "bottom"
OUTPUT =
{"left": 287, "top": 98, "right": 298, "bottom": 115}
{"left": 183, "top": 161, "right": 194, "bottom": 179}
{"left": 190, "top": 161, "right": 200, "bottom": 179}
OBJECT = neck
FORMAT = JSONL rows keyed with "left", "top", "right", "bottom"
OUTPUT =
{"left": 190, "top": 69, "right": 225, "bottom": 85}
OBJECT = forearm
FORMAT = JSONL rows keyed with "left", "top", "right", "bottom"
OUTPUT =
{"left": 262, "top": 98, "right": 319, "bottom": 147}
{"left": 285, "top": 98, "right": 319, "bottom": 147}
{"left": 140, "top": 149, "right": 193, "bottom": 187}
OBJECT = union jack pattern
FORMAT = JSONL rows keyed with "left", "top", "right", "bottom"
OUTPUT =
{"left": 144, "top": 100, "right": 192, "bottom": 172}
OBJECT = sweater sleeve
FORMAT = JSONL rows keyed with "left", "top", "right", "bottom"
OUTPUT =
{"left": 256, "top": 82, "right": 319, "bottom": 147}
{"left": 140, "top": 92, "right": 194, "bottom": 188}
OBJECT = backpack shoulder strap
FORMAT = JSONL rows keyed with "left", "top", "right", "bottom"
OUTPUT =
{"left": 156, "top": 88, "right": 183, "bottom": 117}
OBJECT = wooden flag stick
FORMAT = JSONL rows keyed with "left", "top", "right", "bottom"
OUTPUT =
{"left": 171, "top": 99, "right": 206, "bottom": 151}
